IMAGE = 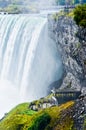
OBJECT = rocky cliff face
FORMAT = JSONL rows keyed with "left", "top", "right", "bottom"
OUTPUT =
{"left": 49, "top": 15, "right": 86, "bottom": 93}
{"left": 48, "top": 15, "right": 86, "bottom": 130}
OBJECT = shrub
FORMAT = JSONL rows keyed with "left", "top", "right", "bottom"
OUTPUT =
{"left": 28, "top": 113, "right": 51, "bottom": 130}
{"left": 74, "top": 4, "right": 86, "bottom": 27}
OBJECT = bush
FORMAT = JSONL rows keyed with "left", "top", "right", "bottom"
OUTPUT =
{"left": 4, "top": 4, "right": 22, "bottom": 14}
{"left": 28, "top": 113, "right": 51, "bottom": 130}
{"left": 74, "top": 4, "right": 86, "bottom": 27}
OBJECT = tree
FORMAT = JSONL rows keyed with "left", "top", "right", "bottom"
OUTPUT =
{"left": 74, "top": 4, "right": 86, "bottom": 27}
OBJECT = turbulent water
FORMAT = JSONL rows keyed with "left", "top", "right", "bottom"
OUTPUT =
{"left": 0, "top": 14, "right": 62, "bottom": 118}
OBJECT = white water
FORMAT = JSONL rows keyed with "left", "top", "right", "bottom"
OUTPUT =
{"left": 0, "top": 14, "right": 62, "bottom": 118}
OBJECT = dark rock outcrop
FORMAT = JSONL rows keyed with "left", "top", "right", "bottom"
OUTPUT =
{"left": 72, "top": 94, "right": 86, "bottom": 130}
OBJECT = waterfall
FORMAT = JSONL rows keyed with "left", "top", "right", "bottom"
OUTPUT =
{"left": 0, "top": 14, "right": 62, "bottom": 118}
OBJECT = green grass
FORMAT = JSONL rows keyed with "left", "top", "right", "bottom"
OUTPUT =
{"left": 19, "top": 110, "right": 37, "bottom": 116}
{"left": 84, "top": 116, "right": 86, "bottom": 130}
{"left": 51, "top": 9, "right": 74, "bottom": 23}
{"left": 0, "top": 101, "right": 75, "bottom": 130}
{"left": 2, "top": 103, "right": 29, "bottom": 120}
{"left": 66, "top": 11, "right": 74, "bottom": 17}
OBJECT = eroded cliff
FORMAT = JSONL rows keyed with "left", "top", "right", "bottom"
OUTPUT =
{"left": 49, "top": 14, "right": 86, "bottom": 93}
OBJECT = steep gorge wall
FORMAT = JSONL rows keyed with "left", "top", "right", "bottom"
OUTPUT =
{"left": 49, "top": 15, "right": 86, "bottom": 92}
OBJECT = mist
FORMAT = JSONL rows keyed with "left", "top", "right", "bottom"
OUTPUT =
{"left": 0, "top": 0, "right": 56, "bottom": 13}
{"left": 27, "top": 0, "right": 56, "bottom": 6}
{"left": 22, "top": 0, "right": 56, "bottom": 11}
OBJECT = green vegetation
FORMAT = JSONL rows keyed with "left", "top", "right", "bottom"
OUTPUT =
{"left": 19, "top": 110, "right": 36, "bottom": 116}
{"left": 1, "top": 103, "right": 30, "bottom": 121}
{"left": 66, "top": 11, "right": 74, "bottom": 17}
{"left": 4, "top": 4, "right": 22, "bottom": 14}
{"left": 74, "top": 4, "right": 86, "bottom": 27}
{"left": 0, "top": 0, "right": 37, "bottom": 13}
{"left": 52, "top": 10, "right": 65, "bottom": 21}
{"left": 0, "top": 101, "right": 75, "bottom": 130}
{"left": 28, "top": 113, "right": 51, "bottom": 130}
{"left": 84, "top": 116, "right": 86, "bottom": 129}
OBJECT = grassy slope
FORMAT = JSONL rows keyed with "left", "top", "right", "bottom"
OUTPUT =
{"left": 84, "top": 116, "right": 86, "bottom": 130}
{"left": 0, "top": 101, "right": 74, "bottom": 130}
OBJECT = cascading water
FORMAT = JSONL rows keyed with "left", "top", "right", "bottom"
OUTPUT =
{"left": 0, "top": 14, "right": 62, "bottom": 118}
